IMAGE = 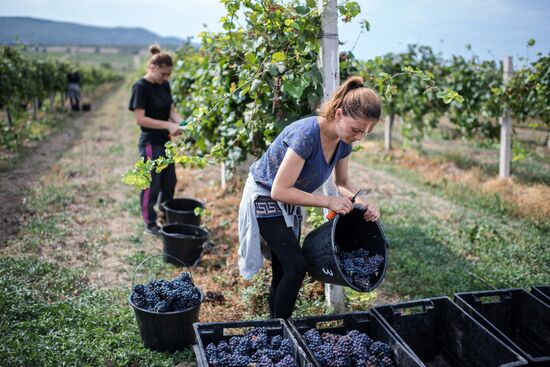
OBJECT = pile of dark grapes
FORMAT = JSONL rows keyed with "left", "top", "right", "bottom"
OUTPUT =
{"left": 205, "top": 327, "right": 298, "bottom": 367}
{"left": 337, "top": 248, "right": 383, "bottom": 290}
{"left": 130, "top": 271, "right": 201, "bottom": 312}
{"left": 303, "top": 329, "right": 394, "bottom": 367}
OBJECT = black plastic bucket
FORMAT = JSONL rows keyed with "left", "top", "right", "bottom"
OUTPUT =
{"left": 531, "top": 285, "right": 550, "bottom": 307}
{"left": 161, "top": 198, "right": 204, "bottom": 226}
{"left": 302, "top": 205, "right": 388, "bottom": 292}
{"left": 160, "top": 224, "right": 210, "bottom": 267}
{"left": 129, "top": 291, "right": 203, "bottom": 352}
{"left": 129, "top": 254, "right": 203, "bottom": 352}
{"left": 373, "top": 297, "right": 528, "bottom": 367}
{"left": 455, "top": 288, "right": 550, "bottom": 365}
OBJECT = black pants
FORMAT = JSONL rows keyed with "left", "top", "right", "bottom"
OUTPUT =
{"left": 257, "top": 216, "right": 306, "bottom": 319}
{"left": 139, "top": 143, "right": 176, "bottom": 228}
{"left": 69, "top": 95, "right": 80, "bottom": 111}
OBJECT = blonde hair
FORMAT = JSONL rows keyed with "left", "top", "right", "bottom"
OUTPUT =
{"left": 147, "top": 44, "right": 173, "bottom": 67}
{"left": 319, "top": 76, "right": 381, "bottom": 122}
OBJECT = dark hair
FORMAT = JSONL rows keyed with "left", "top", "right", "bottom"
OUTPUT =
{"left": 319, "top": 76, "right": 381, "bottom": 122}
{"left": 147, "top": 44, "right": 173, "bottom": 67}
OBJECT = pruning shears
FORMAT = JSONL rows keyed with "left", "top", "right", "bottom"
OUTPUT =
{"left": 169, "top": 117, "right": 192, "bottom": 139}
{"left": 326, "top": 188, "right": 369, "bottom": 220}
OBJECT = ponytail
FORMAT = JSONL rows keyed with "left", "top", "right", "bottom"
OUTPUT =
{"left": 319, "top": 76, "right": 381, "bottom": 122}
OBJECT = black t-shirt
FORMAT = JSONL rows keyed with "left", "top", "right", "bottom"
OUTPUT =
{"left": 128, "top": 78, "right": 172, "bottom": 145}
{"left": 67, "top": 71, "right": 80, "bottom": 84}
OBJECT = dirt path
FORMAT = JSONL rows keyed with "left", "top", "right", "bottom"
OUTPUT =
{"left": 0, "top": 80, "right": 139, "bottom": 269}
{"left": 0, "top": 89, "right": 120, "bottom": 246}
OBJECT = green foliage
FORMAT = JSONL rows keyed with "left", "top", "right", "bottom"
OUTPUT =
{"left": 445, "top": 55, "right": 502, "bottom": 139}
{"left": 512, "top": 54, "right": 550, "bottom": 128}
{"left": 512, "top": 141, "right": 530, "bottom": 162}
{"left": 360, "top": 44, "right": 549, "bottom": 145}
{"left": 432, "top": 48, "right": 550, "bottom": 143}
{"left": 337, "top": 0, "right": 361, "bottom": 22}
{"left": 124, "top": 2, "right": 467, "bottom": 189}
{"left": 170, "top": 0, "right": 329, "bottom": 176}
{"left": 79, "top": 64, "right": 124, "bottom": 94}
{"left": 239, "top": 268, "right": 271, "bottom": 319}
{"left": 391, "top": 46, "right": 452, "bottom": 141}
{"left": 359, "top": 45, "right": 463, "bottom": 141}
{"left": 0, "top": 45, "right": 29, "bottom": 107}
{"left": 0, "top": 45, "right": 123, "bottom": 150}
{"left": 306, "top": 207, "right": 325, "bottom": 229}
{"left": 124, "top": 6, "right": 550, "bottom": 191}
{"left": 0, "top": 256, "right": 191, "bottom": 366}
{"left": 122, "top": 141, "right": 214, "bottom": 190}
{"left": 125, "top": 0, "right": 370, "bottom": 187}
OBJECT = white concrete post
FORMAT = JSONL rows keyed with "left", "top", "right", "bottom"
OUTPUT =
{"left": 49, "top": 92, "right": 55, "bottom": 112}
{"left": 499, "top": 57, "right": 513, "bottom": 178}
{"left": 32, "top": 97, "right": 39, "bottom": 120}
{"left": 319, "top": 0, "right": 345, "bottom": 313}
{"left": 384, "top": 114, "right": 394, "bottom": 151}
{"left": 221, "top": 162, "right": 226, "bottom": 190}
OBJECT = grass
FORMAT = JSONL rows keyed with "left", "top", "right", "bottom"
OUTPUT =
{"left": 352, "top": 150, "right": 550, "bottom": 299}
{"left": 23, "top": 50, "right": 138, "bottom": 71}
{"left": 0, "top": 109, "right": 70, "bottom": 154}
{"left": 368, "top": 122, "right": 550, "bottom": 186}
{"left": 428, "top": 147, "right": 550, "bottom": 186}
{"left": 62, "top": 52, "right": 136, "bottom": 70}
{"left": 0, "top": 256, "right": 191, "bottom": 366}
{"left": 0, "top": 81, "right": 197, "bottom": 365}
{"left": 239, "top": 270, "right": 332, "bottom": 321}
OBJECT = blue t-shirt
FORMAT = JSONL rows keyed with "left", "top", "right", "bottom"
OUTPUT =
{"left": 250, "top": 116, "right": 353, "bottom": 193}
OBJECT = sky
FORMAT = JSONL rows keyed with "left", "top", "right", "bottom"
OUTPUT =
{"left": 1, "top": 0, "right": 549, "bottom": 64}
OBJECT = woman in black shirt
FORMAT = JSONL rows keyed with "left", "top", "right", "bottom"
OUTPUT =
{"left": 129, "top": 44, "right": 184, "bottom": 236}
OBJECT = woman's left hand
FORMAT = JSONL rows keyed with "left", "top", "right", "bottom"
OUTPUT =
{"left": 363, "top": 203, "right": 380, "bottom": 222}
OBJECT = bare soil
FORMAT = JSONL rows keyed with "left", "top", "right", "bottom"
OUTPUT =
{"left": 0, "top": 89, "right": 116, "bottom": 246}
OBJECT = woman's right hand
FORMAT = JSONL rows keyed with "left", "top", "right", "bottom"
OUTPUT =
{"left": 327, "top": 196, "right": 354, "bottom": 215}
{"left": 166, "top": 122, "right": 181, "bottom": 136}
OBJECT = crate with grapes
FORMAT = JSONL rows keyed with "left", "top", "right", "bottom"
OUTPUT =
{"left": 194, "top": 319, "right": 313, "bottom": 367}
{"left": 288, "top": 312, "right": 421, "bottom": 367}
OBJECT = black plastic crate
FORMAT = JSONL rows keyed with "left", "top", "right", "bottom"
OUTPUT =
{"left": 193, "top": 318, "right": 313, "bottom": 367}
{"left": 455, "top": 289, "right": 550, "bottom": 365}
{"left": 373, "top": 297, "right": 527, "bottom": 367}
{"left": 288, "top": 311, "right": 422, "bottom": 367}
{"left": 531, "top": 285, "right": 550, "bottom": 307}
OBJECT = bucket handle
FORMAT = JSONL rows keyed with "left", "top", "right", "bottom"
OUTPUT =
{"left": 131, "top": 253, "right": 195, "bottom": 290}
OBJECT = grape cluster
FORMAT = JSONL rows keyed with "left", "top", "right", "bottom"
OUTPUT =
{"left": 337, "top": 248, "right": 384, "bottom": 290}
{"left": 205, "top": 327, "right": 298, "bottom": 367}
{"left": 130, "top": 271, "right": 201, "bottom": 312}
{"left": 303, "top": 329, "right": 394, "bottom": 367}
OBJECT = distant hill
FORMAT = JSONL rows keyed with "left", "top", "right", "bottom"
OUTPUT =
{"left": 0, "top": 16, "right": 185, "bottom": 46}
